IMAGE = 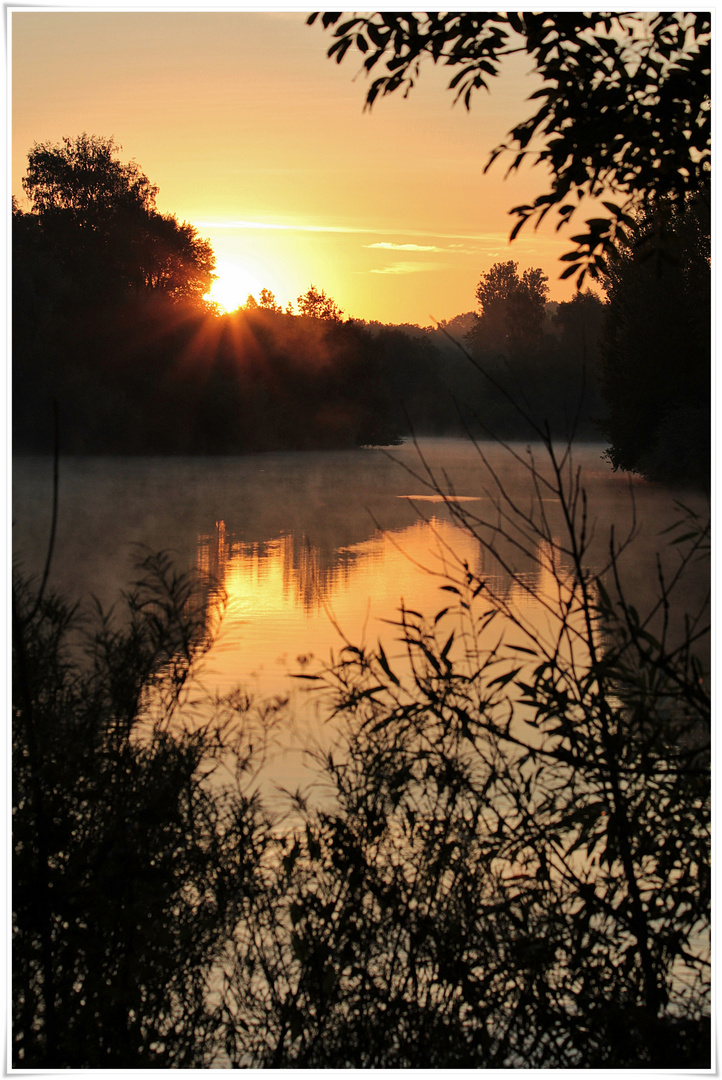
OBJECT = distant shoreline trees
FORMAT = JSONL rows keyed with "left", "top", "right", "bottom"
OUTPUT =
{"left": 467, "top": 260, "right": 549, "bottom": 357}
{"left": 13, "top": 129, "right": 709, "bottom": 485}
{"left": 598, "top": 195, "right": 710, "bottom": 487}
{"left": 245, "top": 284, "right": 345, "bottom": 321}
{"left": 297, "top": 284, "right": 344, "bottom": 322}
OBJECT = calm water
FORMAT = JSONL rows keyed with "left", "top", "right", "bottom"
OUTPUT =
{"left": 13, "top": 439, "right": 708, "bottom": 792}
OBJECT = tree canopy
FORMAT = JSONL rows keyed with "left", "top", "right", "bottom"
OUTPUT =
{"left": 471, "top": 260, "right": 548, "bottom": 355}
{"left": 258, "top": 287, "right": 282, "bottom": 313}
{"left": 23, "top": 133, "right": 157, "bottom": 221}
{"left": 308, "top": 12, "right": 711, "bottom": 285}
{"left": 20, "top": 134, "right": 215, "bottom": 304}
{"left": 297, "top": 284, "right": 344, "bottom": 321}
{"left": 598, "top": 196, "right": 709, "bottom": 485}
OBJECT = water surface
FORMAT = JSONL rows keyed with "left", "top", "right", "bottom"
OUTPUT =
{"left": 13, "top": 439, "right": 708, "bottom": 791}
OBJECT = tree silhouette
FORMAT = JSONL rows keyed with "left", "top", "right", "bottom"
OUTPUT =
{"left": 297, "top": 284, "right": 344, "bottom": 321}
{"left": 134, "top": 213, "right": 215, "bottom": 302}
{"left": 598, "top": 196, "right": 710, "bottom": 486}
{"left": 12, "top": 553, "right": 275, "bottom": 1067}
{"left": 23, "top": 133, "right": 157, "bottom": 221}
{"left": 21, "top": 134, "right": 214, "bottom": 305}
{"left": 469, "top": 260, "right": 548, "bottom": 357}
{"left": 258, "top": 287, "right": 282, "bottom": 313}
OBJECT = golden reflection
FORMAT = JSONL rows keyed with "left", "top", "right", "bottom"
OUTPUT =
{"left": 197, "top": 517, "right": 482, "bottom": 694}
{"left": 194, "top": 515, "right": 592, "bottom": 705}
{"left": 506, "top": 534, "right": 569, "bottom": 623}
{"left": 505, "top": 536, "right": 594, "bottom": 666}
{"left": 197, "top": 523, "right": 363, "bottom": 617}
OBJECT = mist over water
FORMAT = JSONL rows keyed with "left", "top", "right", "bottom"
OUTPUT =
{"left": 13, "top": 438, "right": 708, "bottom": 790}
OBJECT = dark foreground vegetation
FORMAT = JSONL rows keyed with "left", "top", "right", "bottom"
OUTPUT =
{"left": 13, "top": 434, "right": 710, "bottom": 1068}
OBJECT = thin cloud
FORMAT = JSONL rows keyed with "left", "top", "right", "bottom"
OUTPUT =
{"left": 447, "top": 243, "right": 479, "bottom": 255}
{"left": 370, "top": 261, "right": 439, "bottom": 275}
{"left": 366, "top": 242, "right": 442, "bottom": 252}
{"left": 195, "top": 219, "right": 367, "bottom": 234}
{"left": 194, "top": 218, "right": 518, "bottom": 245}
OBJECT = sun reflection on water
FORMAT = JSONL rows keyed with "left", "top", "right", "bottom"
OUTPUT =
{"left": 193, "top": 512, "right": 585, "bottom": 709}
{"left": 196, "top": 516, "right": 489, "bottom": 696}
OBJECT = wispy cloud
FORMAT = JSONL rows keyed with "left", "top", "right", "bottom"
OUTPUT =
{"left": 194, "top": 218, "right": 520, "bottom": 245}
{"left": 195, "top": 219, "right": 368, "bottom": 234}
{"left": 447, "top": 242, "right": 479, "bottom": 255}
{"left": 194, "top": 219, "right": 572, "bottom": 265}
{"left": 370, "top": 261, "right": 439, "bottom": 275}
{"left": 366, "top": 242, "right": 442, "bottom": 252}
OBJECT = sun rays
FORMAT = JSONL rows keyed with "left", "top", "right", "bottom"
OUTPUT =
{"left": 206, "top": 258, "right": 265, "bottom": 313}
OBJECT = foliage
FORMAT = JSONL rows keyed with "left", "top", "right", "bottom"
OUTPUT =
{"left": 429, "top": 269, "right": 605, "bottom": 441}
{"left": 552, "top": 288, "right": 605, "bottom": 347}
{"left": 239, "top": 437, "right": 709, "bottom": 1067}
{"left": 435, "top": 310, "right": 476, "bottom": 338}
{"left": 23, "top": 133, "right": 157, "bottom": 220}
{"left": 19, "top": 134, "right": 215, "bottom": 305}
{"left": 13, "top": 296, "right": 438, "bottom": 454}
{"left": 598, "top": 194, "right": 710, "bottom": 486}
{"left": 468, "top": 259, "right": 549, "bottom": 356}
{"left": 297, "top": 283, "right": 344, "bottom": 321}
{"left": 136, "top": 212, "right": 215, "bottom": 302}
{"left": 308, "top": 12, "right": 711, "bottom": 285}
{"left": 12, "top": 236, "right": 604, "bottom": 457}
{"left": 12, "top": 552, "right": 279, "bottom": 1068}
{"left": 258, "top": 287, "right": 283, "bottom": 313}
{"left": 13, "top": 127, "right": 610, "bottom": 457}
{"left": 12, "top": 437, "right": 710, "bottom": 1066}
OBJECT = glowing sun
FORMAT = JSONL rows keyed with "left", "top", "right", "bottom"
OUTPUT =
{"left": 206, "top": 258, "right": 264, "bottom": 313}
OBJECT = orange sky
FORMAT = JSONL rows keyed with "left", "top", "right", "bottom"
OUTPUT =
{"left": 12, "top": 10, "right": 587, "bottom": 325}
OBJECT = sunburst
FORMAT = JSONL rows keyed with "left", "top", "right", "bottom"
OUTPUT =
{"left": 206, "top": 258, "right": 264, "bottom": 313}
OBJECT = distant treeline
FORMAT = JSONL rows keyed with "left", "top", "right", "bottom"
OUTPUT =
{"left": 13, "top": 135, "right": 710, "bottom": 485}
{"left": 12, "top": 285, "right": 607, "bottom": 455}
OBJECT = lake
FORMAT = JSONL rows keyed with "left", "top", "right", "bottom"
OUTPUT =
{"left": 13, "top": 438, "right": 709, "bottom": 794}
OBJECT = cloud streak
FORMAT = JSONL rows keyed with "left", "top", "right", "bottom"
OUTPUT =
{"left": 196, "top": 219, "right": 369, "bottom": 234}
{"left": 370, "top": 261, "right": 439, "bottom": 275}
{"left": 195, "top": 218, "right": 524, "bottom": 245}
{"left": 366, "top": 242, "right": 442, "bottom": 252}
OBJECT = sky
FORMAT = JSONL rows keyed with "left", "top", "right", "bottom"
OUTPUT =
{"left": 12, "top": 8, "right": 590, "bottom": 325}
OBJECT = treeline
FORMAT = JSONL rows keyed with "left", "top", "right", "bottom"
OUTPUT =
{"left": 11, "top": 133, "right": 602, "bottom": 456}
{"left": 13, "top": 291, "right": 422, "bottom": 454}
{"left": 430, "top": 288, "right": 607, "bottom": 441}
{"left": 9, "top": 135, "right": 443, "bottom": 454}
{"left": 598, "top": 196, "right": 710, "bottom": 487}
{"left": 13, "top": 135, "right": 710, "bottom": 484}
{"left": 12, "top": 236, "right": 603, "bottom": 456}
